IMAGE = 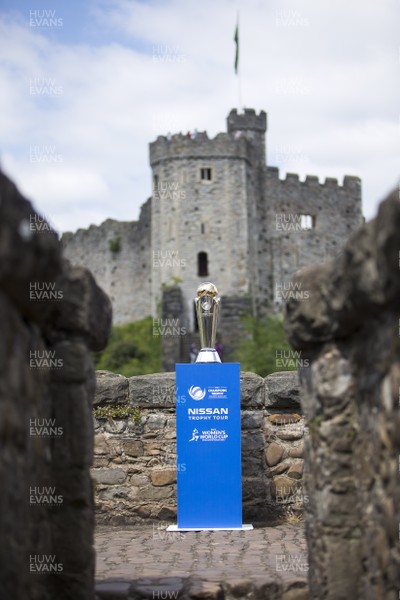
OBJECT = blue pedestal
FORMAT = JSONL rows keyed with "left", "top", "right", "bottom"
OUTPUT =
{"left": 174, "top": 363, "right": 248, "bottom": 530}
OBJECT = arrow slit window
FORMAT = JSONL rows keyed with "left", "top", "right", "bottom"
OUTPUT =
{"left": 198, "top": 252, "right": 208, "bottom": 276}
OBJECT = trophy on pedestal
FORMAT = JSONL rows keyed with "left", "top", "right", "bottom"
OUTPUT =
{"left": 172, "top": 280, "right": 251, "bottom": 530}
{"left": 194, "top": 282, "right": 221, "bottom": 363}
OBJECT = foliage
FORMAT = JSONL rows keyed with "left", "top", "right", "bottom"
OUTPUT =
{"left": 161, "top": 276, "right": 183, "bottom": 290}
{"left": 108, "top": 236, "right": 121, "bottom": 254}
{"left": 93, "top": 404, "right": 142, "bottom": 425}
{"left": 231, "top": 314, "right": 295, "bottom": 377}
{"left": 94, "top": 316, "right": 160, "bottom": 376}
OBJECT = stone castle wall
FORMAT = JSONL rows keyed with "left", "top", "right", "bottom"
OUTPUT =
{"left": 0, "top": 172, "right": 112, "bottom": 600}
{"left": 256, "top": 168, "right": 363, "bottom": 314}
{"left": 62, "top": 199, "right": 151, "bottom": 325}
{"left": 284, "top": 188, "right": 400, "bottom": 599}
{"left": 92, "top": 370, "right": 307, "bottom": 525}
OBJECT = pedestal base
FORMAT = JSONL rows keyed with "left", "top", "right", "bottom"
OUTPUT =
{"left": 166, "top": 524, "right": 253, "bottom": 532}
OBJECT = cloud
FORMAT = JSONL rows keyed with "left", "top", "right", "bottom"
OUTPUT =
{"left": 0, "top": 0, "right": 399, "bottom": 233}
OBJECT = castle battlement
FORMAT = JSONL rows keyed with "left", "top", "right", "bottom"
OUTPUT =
{"left": 149, "top": 130, "right": 253, "bottom": 166}
{"left": 227, "top": 108, "right": 267, "bottom": 133}
{"left": 266, "top": 166, "right": 361, "bottom": 191}
{"left": 150, "top": 108, "right": 268, "bottom": 167}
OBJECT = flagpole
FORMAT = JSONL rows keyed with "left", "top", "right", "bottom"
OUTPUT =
{"left": 238, "top": 58, "right": 242, "bottom": 111}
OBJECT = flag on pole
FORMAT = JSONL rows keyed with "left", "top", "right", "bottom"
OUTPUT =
{"left": 234, "top": 20, "right": 239, "bottom": 74}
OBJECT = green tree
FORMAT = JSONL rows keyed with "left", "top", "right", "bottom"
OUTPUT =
{"left": 94, "top": 316, "right": 160, "bottom": 376}
{"left": 232, "top": 314, "right": 295, "bottom": 377}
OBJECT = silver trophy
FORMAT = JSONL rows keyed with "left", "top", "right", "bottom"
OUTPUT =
{"left": 195, "top": 282, "right": 221, "bottom": 363}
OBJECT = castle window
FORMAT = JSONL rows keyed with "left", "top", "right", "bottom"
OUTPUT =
{"left": 153, "top": 175, "right": 159, "bottom": 192}
{"left": 300, "top": 214, "right": 315, "bottom": 230}
{"left": 200, "top": 168, "right": 212, "bottom": 181}
{"left": 197, "top": 252, "right": 208, "bottom": 277}
{"left": 201, "top": 223, "right": 205, "bottom": 234}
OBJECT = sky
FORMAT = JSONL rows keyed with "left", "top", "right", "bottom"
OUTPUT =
{"left": 0, "top": 0, "right": 399, "bottom": 234}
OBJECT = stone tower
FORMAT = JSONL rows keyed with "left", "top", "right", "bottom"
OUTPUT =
{"left": 149, "top": 108, "right": 267, "bottom": 331}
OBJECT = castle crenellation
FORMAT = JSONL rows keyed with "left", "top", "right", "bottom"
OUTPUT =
{"left": 267, "top": 166, "right": 361, "bottom": 188}
{"left": 150, "top": 133, "right": 252, "bottom": 165}
{"left": 62, "top": 107, "right": 363, "bottom": 331}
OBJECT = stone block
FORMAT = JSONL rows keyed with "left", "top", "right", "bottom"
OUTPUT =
{"left": 240, "top": 371, "right": 265, "bottom": 408}
{"left": 93, "top": 457, "right": 109, "bottom": 468}
{"left": 91, "top": 467, "right": 126, "bottom": 485}
{"left": 104, "top": 419, "right": 127, "bottom": 434}
{"left": 282, "top": 588, "right": 310, "bottom": 600}
{"left": 268, "top": 413, "right": 301, "bottom": 425}
{"left": 241, "top": 410, "right": 263, "bottom": 429}
{"left": 131, "top": 579, "right": 185, "bottom": 599}
{"left": 144, "top": 414, "right": 167, "bottom": 431}
{"left": 95, "top": 581, "right": 132, "bottom": 596}
{"left": 187, "top": 580, "right": 224, "bottom": 600}
{"left": 129, "top": 475, "right": 149, "bottom": 486}
{"left": 100, "top": 486, "right": 133, "bottom": 500}
{"left": 268, "top": 461, "right": 290, "bottom": 476}
{"left": 122, "top": 439, "right": 144, "bottom": 457}
{"left": 287, "top": 462, "right": 304, "bottom": 479}
{"left": 227, "top": 579, "right": 253, "bottom": 598}
{"left": 276, "top": 429, "right": 304, "bottom": 442}
{"left": 94, "top": 371, "right": 129, "bottom": 405}
{"left": 271, "top": 475, "right": 299, "bottom": 499}
{"left": 265, "top": 441, "right": 284, "bottom": 466}
{"left": 265, "top": 372, "right": 301, "bottom": 410}
{"left": 151, "top": 468, "right": 176, "bottom": 486}
{"left": 139, "top": 484, "right": 174, "bottom": 501}
{"left": 129, "top": 372, "right": 176, "bottom": 407}
{"left": 94, "top": 433, "right": 109, "bottom": 455}
{"left": 156, "top": 505, "right": 177, "bottom": 519}
{"left": 289, "top": 443, "right": 304, "bottom": 458}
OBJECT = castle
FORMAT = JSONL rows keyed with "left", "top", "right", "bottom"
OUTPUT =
{"left": 62, "top": 108, "right": 363, "bottom": 339}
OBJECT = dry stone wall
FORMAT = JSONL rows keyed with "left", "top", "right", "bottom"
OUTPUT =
{"left": 0, "top": 171, "right": 112, "bottom": 600}
{"left": 284, "top": 188, "right": 400, "bottom": 600}
{"left": 92, "top": 369, "right": 308, "bottom": 524}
